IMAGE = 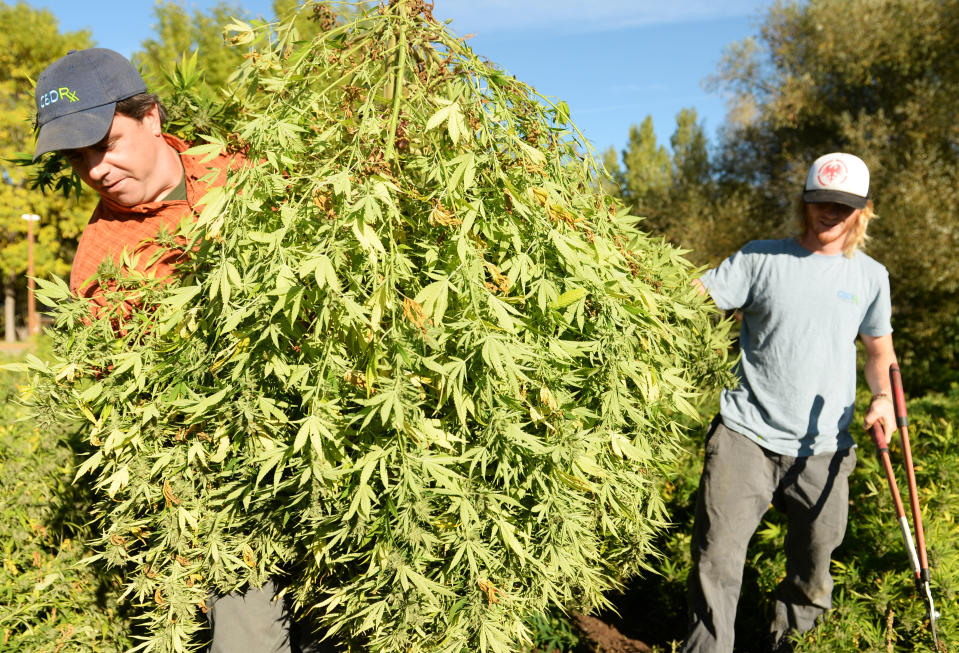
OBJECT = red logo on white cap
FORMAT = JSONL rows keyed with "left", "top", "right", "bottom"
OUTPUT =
{"left": 817, "top": 159, "right": 848, "bottom": 187}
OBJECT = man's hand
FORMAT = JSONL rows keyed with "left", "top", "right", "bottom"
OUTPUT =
{"left": 864, "top": 393, "right": 897, "bottom": 444}
{"left": 861, "top": 332, "right": 898, "bottom": 444}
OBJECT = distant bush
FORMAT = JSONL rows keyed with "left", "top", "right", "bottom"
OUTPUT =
{"left": 0, "top": 342, "right": 134, "bottom": 652}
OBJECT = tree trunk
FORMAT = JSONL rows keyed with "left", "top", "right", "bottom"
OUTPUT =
{"left": 4, "top": 274, "right": 15, "bottom": 343}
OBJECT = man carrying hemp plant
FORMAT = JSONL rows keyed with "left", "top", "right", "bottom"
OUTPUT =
{"left": 33, "top": 47, "right": 327, "bottom": 653}
{"left": 682, "top": 153, "right": 898, "bottom": 652}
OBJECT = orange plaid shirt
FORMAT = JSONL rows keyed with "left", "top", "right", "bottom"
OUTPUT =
{"left": 70, "top": 134, "right": 243, "bottom": 311}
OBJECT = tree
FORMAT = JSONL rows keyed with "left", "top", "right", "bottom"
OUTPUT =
{"left": 670, "top": 109, "right": 709, "bottom": 192}
{"left": 134, "top": 1, "right": 249, "bottom": 92}
{"left": 619, "top": 116, "right": 671, "bottom": 213}
{"left": 599, "top": 145, "right": 624, "bottom": 199}
{"left": 707, "top": 0, "right": 959, "bottom": 390}
{"left": 658, "top": 109, "right": 714, "bottom": 257}
{"left": 606, "top": 109, "right": 737, "bottom": 261}
{"left": 0, "top": 2, "right": 97, "bottom": 341}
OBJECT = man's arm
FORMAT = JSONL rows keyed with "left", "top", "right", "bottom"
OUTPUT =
{"left": 861, "top": 332, "right": 898, "bottom": 439}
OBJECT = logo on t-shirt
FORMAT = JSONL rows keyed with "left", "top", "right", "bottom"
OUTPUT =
{"left": 837, "top": 290, "right": 859, "bottom": 305}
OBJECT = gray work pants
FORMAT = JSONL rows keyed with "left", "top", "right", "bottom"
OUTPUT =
{"left": 207, "top": 580, "right": 292, "bottom": 653}
{"left": 207, "top": 580, "right": 333, "bottom": 653}
{"left": 683, "top": 420, "right": 856, "bottom": 653}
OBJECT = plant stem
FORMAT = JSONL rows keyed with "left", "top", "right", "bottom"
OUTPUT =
{"left": 386, "top": 5, "right": 408, "bottom": 161}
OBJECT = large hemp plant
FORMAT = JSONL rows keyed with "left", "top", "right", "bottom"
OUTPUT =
{"left": 19, "top": 2, "right": 735, "bottom": 651}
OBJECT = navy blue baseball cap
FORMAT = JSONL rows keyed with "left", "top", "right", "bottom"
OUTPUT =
{"left": 33, "top": 48, "right": 147, "bottom": 160}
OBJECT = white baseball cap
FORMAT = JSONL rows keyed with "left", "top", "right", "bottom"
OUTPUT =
{"left": 803, "top": 152, "right": 869, "bottom": 209}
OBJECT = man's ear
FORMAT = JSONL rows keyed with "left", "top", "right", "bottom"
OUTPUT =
{"left": 143, "top": 102, "right": 163, "bottom": 137}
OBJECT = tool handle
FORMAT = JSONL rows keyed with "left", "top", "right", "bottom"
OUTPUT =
{"left": 889, "top": 364, "right": 932, "bottom": 574}
{"left": 889, "top": 366, "right": 941, "bottom": 650}
{"left": 872, "top": 421, "right": 921, "bottom": 580}
{"left": 889, "top": 364, "right": 909, "bottom": 429}
{"left": 871, "top": 422, "right": 910, "bottom": 525}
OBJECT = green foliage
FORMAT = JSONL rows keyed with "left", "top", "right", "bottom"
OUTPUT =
{"left": 604, "top": 109, "right": 739, "bottom": 262}
{"left": 618, "top": 117, "right": 671, "bottom": 216}
{"left": 149, "top": 3, "right": 360, "bottom": 145}
{"left": 669, "top": 109, "right": 709, "bottom": 192}
{"left": 0, "top": 342, "right": 135, "bottom": 651}
{"left": 154, "top": 49, "right": 244, "bottom": 147}
{"left": 134, "top": 0, "right": 362, "bottom": 117}
{"left": 134, "top": 1, "right": 249, "bottom": 92}
{"left": 20, "top": 2, "right": 734, "bottom": 652}
{"left": 597, "top": 146, "right": 622, "bottom": 200}
{"left": 523, "top": 609, "right": 581, "bottom": 653}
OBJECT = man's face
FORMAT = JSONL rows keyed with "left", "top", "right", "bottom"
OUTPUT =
{"left": 803, "top": 201, "right": 861, "bottom": 251}
{"left": 62, "top": 104, "right": 167, "bottom": 206}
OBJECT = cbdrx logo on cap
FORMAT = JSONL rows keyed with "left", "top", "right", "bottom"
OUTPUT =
{"left": 39, "top": 87, "right": 80, "bottom": 108}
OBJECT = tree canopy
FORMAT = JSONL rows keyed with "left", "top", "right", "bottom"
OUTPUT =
{"left": 0, "top": 1, "right": 97, "bottom": 339}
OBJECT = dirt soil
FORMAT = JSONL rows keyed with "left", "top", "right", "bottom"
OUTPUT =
{"left": 571, "top": 611, "right": 654, "bottom": 653}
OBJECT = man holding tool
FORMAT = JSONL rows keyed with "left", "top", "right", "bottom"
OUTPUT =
{"left": 683, "top": 152, "right": 898, "bottom": 652}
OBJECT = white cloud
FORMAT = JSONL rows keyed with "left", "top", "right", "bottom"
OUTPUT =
{"left": 431, "top": 0, "right": 769, "bottom": 35}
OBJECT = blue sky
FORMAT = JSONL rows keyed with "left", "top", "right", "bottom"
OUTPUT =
{"left": 37, "top": 0, "right": 773, "bottom": 158}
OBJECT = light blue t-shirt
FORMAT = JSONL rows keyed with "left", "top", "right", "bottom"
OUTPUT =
{"left": 701, "top": 238, "right": 892, "bottom": 456}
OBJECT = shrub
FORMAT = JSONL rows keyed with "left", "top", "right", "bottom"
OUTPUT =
{"left": 19, "top": 2, "right": 734, "bottom": 651}
{"left": 0, "top": 342, "right": 134, "bottom": 652}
